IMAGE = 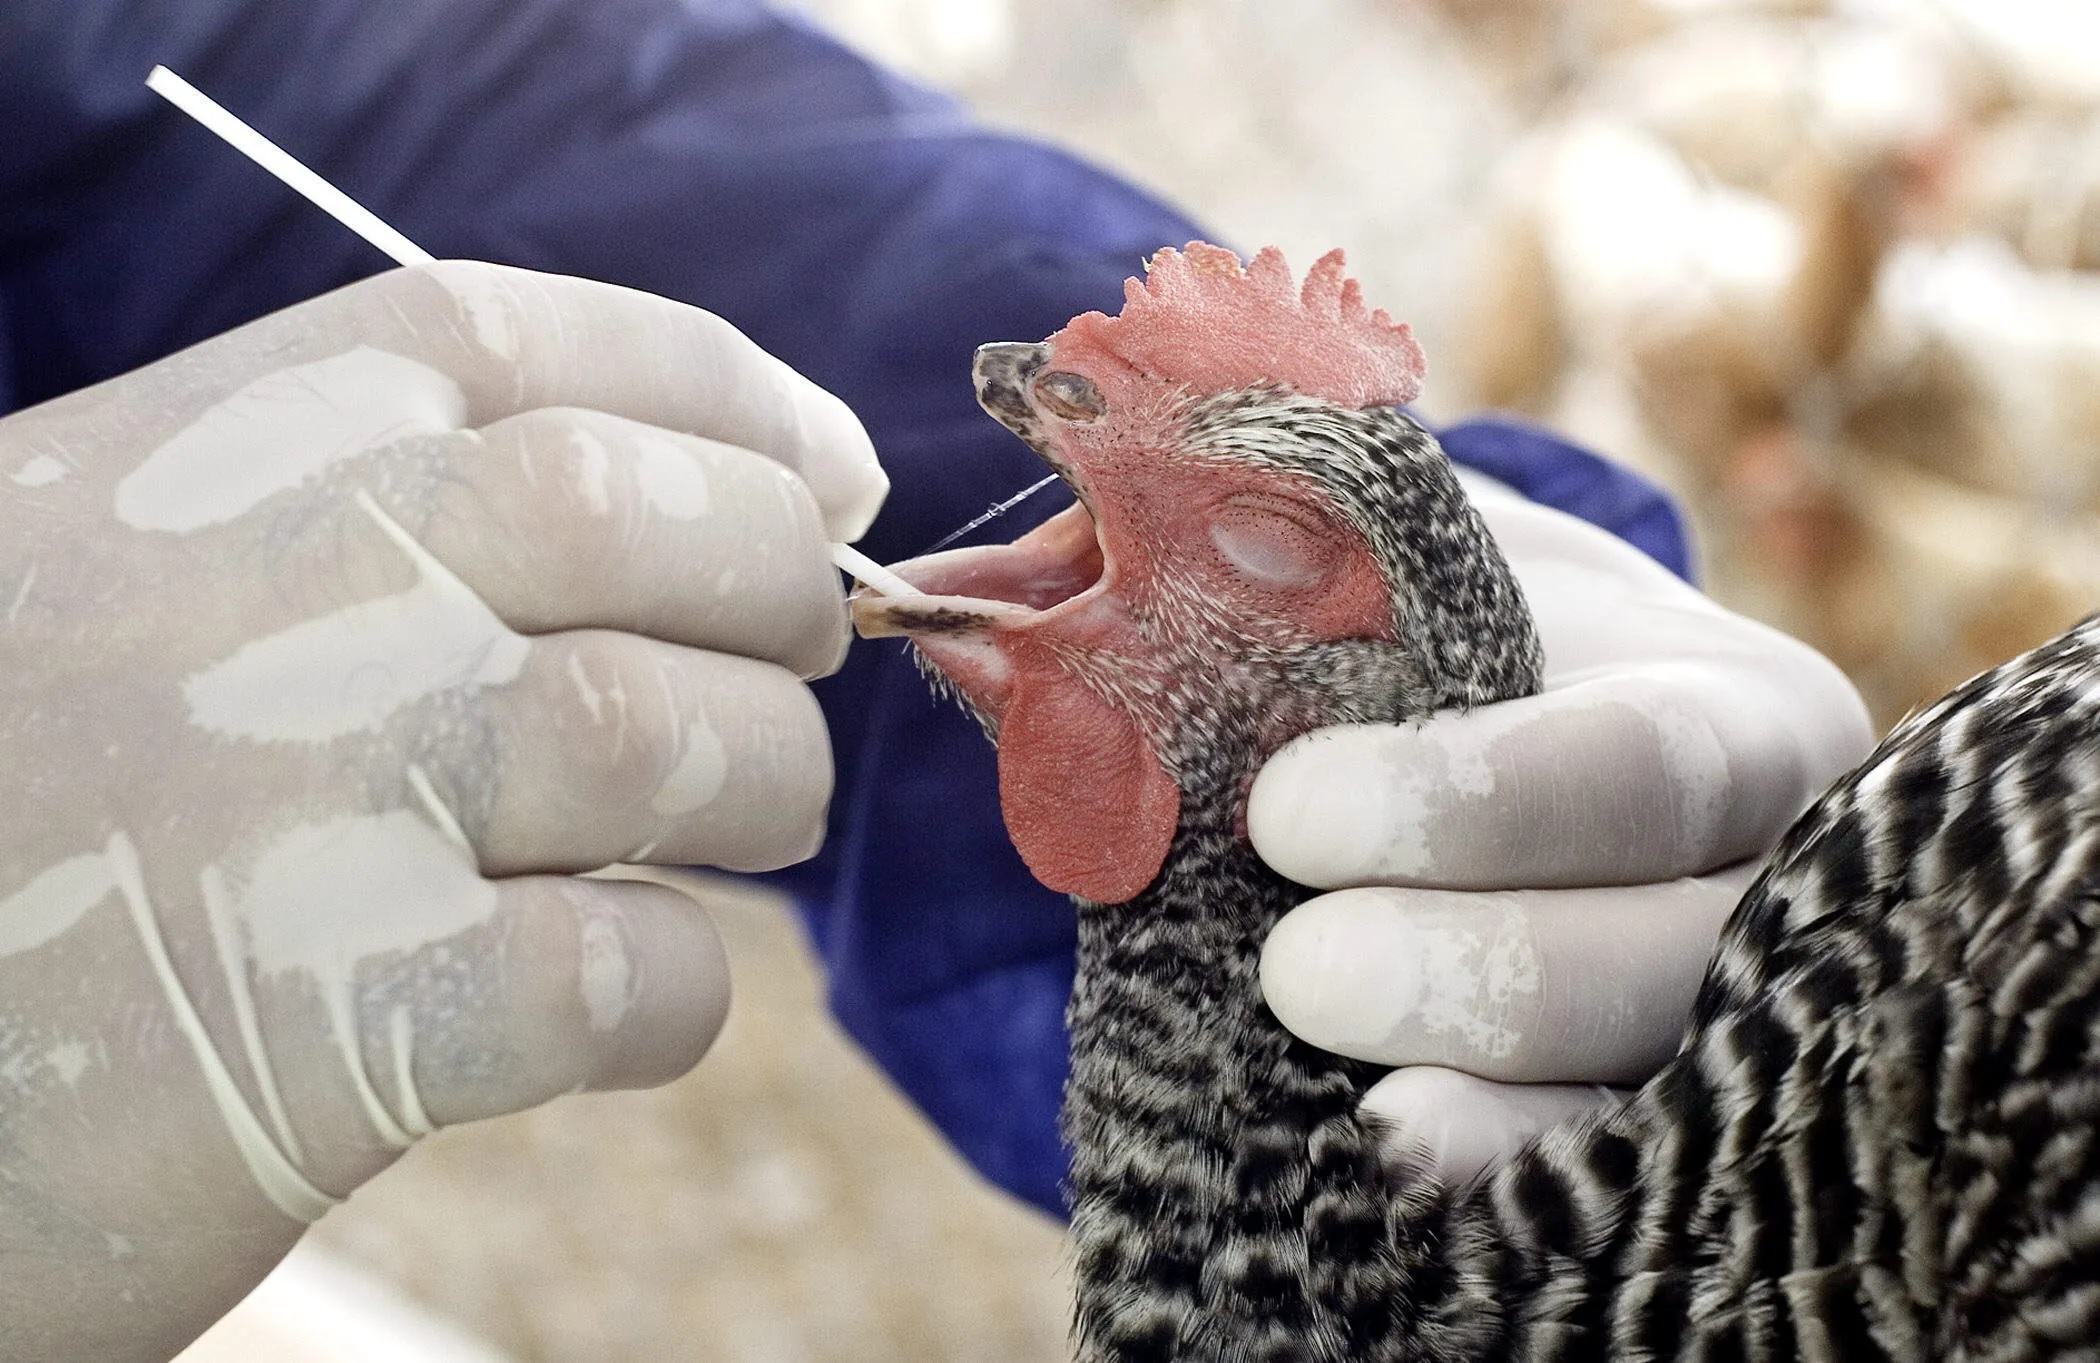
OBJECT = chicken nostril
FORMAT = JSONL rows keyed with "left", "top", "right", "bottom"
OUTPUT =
{"left": 973, "top": 341, "right": 1047, "bottom": 391}
{"left": 1033, "top": 371, "right": 1106, "bottom": 423}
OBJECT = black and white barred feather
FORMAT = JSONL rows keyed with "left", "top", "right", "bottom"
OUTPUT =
{"left": 1053, "top": 398, "right": 2100, "bottom": 1361}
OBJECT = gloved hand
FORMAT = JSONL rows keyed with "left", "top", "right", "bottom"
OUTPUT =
{"left": 0, "top": 261, "right": 885, "bottom": 1361}
{"left": 1252, "top": 472, "right": 1873, "bottom": 1182}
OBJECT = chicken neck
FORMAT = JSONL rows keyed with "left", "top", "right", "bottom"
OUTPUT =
{"left": 1061, "top": 709, "right": 1471, "bottom": 1363}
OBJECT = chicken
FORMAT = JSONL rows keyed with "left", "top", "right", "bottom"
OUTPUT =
{"left": 851, "top": 243, "right": 2100, "bottom": 1361}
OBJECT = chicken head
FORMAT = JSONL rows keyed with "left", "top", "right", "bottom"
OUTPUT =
{"left": 852, "top": 244, "right": 1540, "bottom": 904}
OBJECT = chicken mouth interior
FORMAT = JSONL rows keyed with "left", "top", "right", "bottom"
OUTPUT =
{"left": 850, "top": 498, "right": 1108, "bottom": 638}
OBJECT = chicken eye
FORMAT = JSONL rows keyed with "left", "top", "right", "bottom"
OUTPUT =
{"left": 1207, "top": 500, "right": 1336, "bottom": 591}
{"left": 1034, "top": 371, "right": 1106, "bottom": 423}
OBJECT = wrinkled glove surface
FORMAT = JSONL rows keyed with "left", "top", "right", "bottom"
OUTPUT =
{"left": 0, "top": 261, "right": 885, "bottom": 1361}
{"left": 1254, "top": 472, "right": 1874, "bottom": 1181}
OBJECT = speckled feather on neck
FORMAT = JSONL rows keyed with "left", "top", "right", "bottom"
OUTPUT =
{"left": 1063, "top": 756, "right": 1429, "bottom": 1363}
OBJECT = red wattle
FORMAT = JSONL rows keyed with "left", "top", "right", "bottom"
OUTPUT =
{"left": 997, "top": 671, "right": 1179, "bottom": 905}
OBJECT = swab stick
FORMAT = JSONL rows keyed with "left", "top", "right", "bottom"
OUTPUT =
{"left": 146, "top": 64, "right": 917, "bottom": 594}
{"left": 829, "top": 543, "right": 923, "bottom": 598}
{"left": 147, "top": 66, "right": 435, "bottom": 268}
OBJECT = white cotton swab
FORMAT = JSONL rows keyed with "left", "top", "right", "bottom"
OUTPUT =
{"left": 144, "top": 64, "right": 917, "bottom": 596}
{"left": 829, "top": 542, "right": 922, "bottom": 598}
{"left": 146, "top": 66, "right": 435, "bottom": 268}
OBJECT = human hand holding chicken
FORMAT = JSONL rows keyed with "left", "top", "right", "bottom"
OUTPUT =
{"left": 0, "top": 261, "right": 884, "bottom": 1362}
{"left": 1255, "top": 474, "right": 1874, "bottom": 1181}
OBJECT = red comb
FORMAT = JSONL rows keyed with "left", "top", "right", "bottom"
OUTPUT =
{"left": 1048, "top": 243, "right": 1425, "bottom": 408}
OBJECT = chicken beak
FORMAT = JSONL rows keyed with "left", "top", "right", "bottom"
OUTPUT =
{"left": 845, "top": 341, "right": 1110, "bottom": 718}
{"left": 972, "top": 342, "right": 1051, "bottom": 444}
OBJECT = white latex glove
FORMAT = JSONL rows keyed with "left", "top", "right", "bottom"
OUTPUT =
{"left": 0, "top": 261, "right": 886, "bottom": 1361}
{"left": 1253, "top": 472, "right": 1873, "bottom": 1183}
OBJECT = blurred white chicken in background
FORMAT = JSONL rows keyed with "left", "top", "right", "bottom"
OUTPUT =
{"left": 1427, "top": 0, "right": 2100, "bottom": 719}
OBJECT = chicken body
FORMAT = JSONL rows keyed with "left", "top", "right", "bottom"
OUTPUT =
{"left": 851, "top": 244, "right": 2100, "bottom": 1361}
{"left": 1067, "top": 605, "right": 2100, "bottom": 1362}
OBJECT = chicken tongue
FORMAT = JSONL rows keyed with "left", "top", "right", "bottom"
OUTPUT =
{"left": 850, "top": 594, "right": 1034, "bottom": 639}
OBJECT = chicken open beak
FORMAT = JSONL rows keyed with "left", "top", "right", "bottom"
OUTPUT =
{"left": 846, "top": 497, "right": 1107, "bottom": 640}
{"left": 848, "top": 341, "right": 1111, "bottom": 647}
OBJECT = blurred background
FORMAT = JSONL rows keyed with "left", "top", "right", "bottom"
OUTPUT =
{"left": 184, "top": 0, "right": 2100, "bottom": 1358}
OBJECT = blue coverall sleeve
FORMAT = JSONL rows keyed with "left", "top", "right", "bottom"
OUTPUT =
{"left": 0, "top": 0, "right": 1689, "bottom": 1218}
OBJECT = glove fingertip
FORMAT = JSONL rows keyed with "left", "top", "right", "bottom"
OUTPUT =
{"left": 1258, "top": 891, "right": 1398, "bottom": 1054}
{"left": 1248, "top": 742, "right": 1410, "bottom": 888}
{"left": 795, "top": 385, "right": 889, "bottom": 543}
{"left": 576, "top": 878, "right": 734, "bottom": 1094}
